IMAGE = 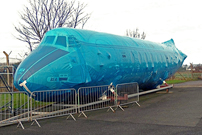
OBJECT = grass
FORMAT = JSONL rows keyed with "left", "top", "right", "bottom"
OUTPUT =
{"left": 166, "top": 71, "right": 202, "bottom": 84}
{"left": 166, "top": 80, "right": 187, "bottom": 84}
{"left": 0, "top": 93, "right": 29, "bottom": 111}
{"left": 0, "top": 93, "right": 53, "bottom": 112}
{"left": 173, "top": 72, "right": 201, "bottom": 80}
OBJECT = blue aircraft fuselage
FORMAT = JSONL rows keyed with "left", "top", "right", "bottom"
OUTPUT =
{"left": 14, "top": 28, "right": 187, "bottom": 93}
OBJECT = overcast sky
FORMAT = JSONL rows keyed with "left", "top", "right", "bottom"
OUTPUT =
{"left": 0, "top": 0, "right": 201, "bottom": 64}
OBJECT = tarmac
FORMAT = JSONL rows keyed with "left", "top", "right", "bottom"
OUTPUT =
{"left": 1, "top": 80, "right": 202, "bottom": 135}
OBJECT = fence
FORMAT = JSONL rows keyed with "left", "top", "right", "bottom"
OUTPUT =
{"left": 0, "top": 91, "right": 29, "bottom": 129}
{"left": 0, "top": 82, "right": 142, "bottom": 129}
{"left": 168, "top": 71, "right": 202, "bottom": 80}
{"left": 0, "top": 89, "right": 77, "bottom": 128}
{"left": 0, "top": 66, "right": 14, "bottom": 92}
{"left": 116, "top": 82, "right": 140, "bottom": 111}
{"left": 30, "top": 89, "right": 77, "bottom": 123}
{"left": 77, "top": 85, "right": 116, "bottom": 117}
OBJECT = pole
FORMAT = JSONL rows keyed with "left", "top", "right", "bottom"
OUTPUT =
{"left": 190, "top": 63, "right": 194, "bottom": 79}
{"left": 3, "top": 51, "right": 10, "bottom": 85}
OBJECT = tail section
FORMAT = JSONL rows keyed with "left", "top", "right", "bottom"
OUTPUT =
{"left": 162, "top": 39, "right": 175, "bottom": 47}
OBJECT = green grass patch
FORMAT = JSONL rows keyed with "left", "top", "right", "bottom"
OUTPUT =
{"left": 0, "top": 93, "right": 29, "bottom": 111}
{"left": 166, "top": 80, "right": 187, "bottom": 84}
{"left": 0, "top": 93, "right": 53, "bottom": 111}
{"left": 167, "top": 71, "right": 202, "bottom": 84}
{"left": 172, "top": 71, "right": 202, "bottom": 80}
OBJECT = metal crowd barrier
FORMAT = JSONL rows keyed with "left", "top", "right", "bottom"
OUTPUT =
{"left": 0, "top": 91, "right": 29, "bottom": 129}
{"left": 30, "top": 88, "right": 77, "bottom": 126}
{"left": 115, "top": 82, "right": 140, "bottom": 111}
{"left": 77, "top": 85, "right": 116, "bottom": 117}
{"left": 0, "top": 82, "right": 141, "bottom": 128}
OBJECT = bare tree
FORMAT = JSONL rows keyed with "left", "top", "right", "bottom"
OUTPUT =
{"left": 141, "top": 32, "right": 146, "bottom": 40}
{"left": 15, "top": 0, "right": 91, "bottom": 51}
{"left": 126, "top": 28, "right": 146, "bottom": 40}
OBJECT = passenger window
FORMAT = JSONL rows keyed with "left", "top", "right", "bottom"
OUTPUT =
{"left": 160, "top": 54, "right": 164, "bottom": 63}
{"left": 150, "top": 53, "right": 154, "bottom": 65}
{"left": 144, "top": 53, "right": 148, "bottom": 63}
{"left": 156, "top": 54, "right": 159, "bottom": 62}
{"left": 165, "top": 55, "right": 169, "bottom": 62}
{"left": 68, "top": 36, "right": 75, "bottom": 45}
{"left": 130, "top": 51, "right": 135, "bottom": 63}
{"left": 55, "top": 36, "right": 66, "bottom": 47}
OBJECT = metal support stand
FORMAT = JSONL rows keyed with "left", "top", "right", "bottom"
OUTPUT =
{"left": 107, "top": 106, "right": 115, "bottom": 113}
{"left": 131, "top": 101, "right": 141, "bottom": 107}
{"left": 31, "top": 119, "right": 41, "bottom": 127}
{"left": 17, "top": 121, "right": 25, "bottom": 129}
{"left": 135, "top": 101, "right": 141, "bottom": 107}
{"left": 115, "top": 105, "right": 125, "bottom": 111}
{"left": 66, "top": 114, "right": 76, "bottom": 121}
{"left": 78, "top": 111, "right": 88, "bottom": 118}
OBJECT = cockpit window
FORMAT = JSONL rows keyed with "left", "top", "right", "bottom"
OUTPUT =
{"left": 68, "top": 35, "right": 80, "bottom": 46}
{"left": 41, "top": 35, "right": 80, "bottom": 47}
{"left": 43, "top": 36, "right": 56, "bottom": 44}
{"left": 55, "top": 36, "right": 66, "bottom": 47}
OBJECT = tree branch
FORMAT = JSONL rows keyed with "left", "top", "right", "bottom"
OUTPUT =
{"left": 14, "top": 0, "right": 91, "bottom": 52}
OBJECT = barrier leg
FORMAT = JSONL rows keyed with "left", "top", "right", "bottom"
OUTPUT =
{"left": 107, "top": 106, "right": 115, "bottom": 113}
{"left": 135, "top": 101, "right": 141, "bottom": 107}
{"left": 166, "top": 89, "right": 169, "bottom": 93}
{"left": 115, "top": 105, "right": 125, "bottom": 111}
{"left": 66, "top": 114, "right": 76, "bottom": 121}
{"left": 78, "top": 111, "right": 87, "bottom": 118}
{"left": 17, "top": 121, "right": 25, "bottom": 129}
{"left": 131, "top": 101, "right": 141, "bottom": 107}
{"left": 31, "top": 119, "right": 41, "bottom": 127}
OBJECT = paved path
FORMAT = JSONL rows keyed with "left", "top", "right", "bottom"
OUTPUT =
{"left": 1, "top": 80, "right": 202, "bottom": 135}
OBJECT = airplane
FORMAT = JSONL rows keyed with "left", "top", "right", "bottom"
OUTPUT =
{"left": 13, "top": 27, "right": 187, "bottom": 101}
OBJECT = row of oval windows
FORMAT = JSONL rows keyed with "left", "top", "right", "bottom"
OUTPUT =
{"left": 101, "top": 51, "right": 179, "bottom": 65}
{"left": 137, "top": 52, "right": 176, "bottom": 64}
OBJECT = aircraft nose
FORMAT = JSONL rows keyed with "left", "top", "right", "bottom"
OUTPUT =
{"left": 14, "top": 46, "right": 68, "bottom": 91}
